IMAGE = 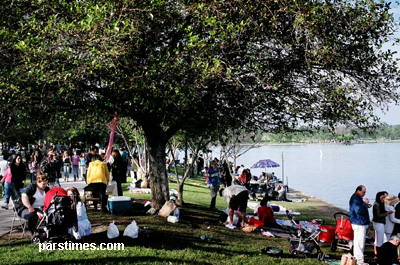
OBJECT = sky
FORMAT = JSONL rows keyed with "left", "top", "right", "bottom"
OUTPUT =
{"left": 372, "top": 2, "right": 400, "bottom": 125}
{"left": 375, "top": 104, "right": 400, "bottom": 125}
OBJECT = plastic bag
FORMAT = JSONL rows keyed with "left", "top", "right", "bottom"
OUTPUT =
{"left": 107, "top": 221, "right": 120, "bottom": 239}
{"left": 225, "top": 214, "right": 239, "bottom": 225}
{"left": 167, "top": 216, "right": 179, "bottom": 223}
{"left": 123, "top": 220, "right": 139, "bottom": 238}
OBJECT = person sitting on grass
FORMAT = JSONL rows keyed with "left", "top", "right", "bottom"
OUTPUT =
{"left": 275, "top": 185, "right": 291, "bottom": 202}
{"left": 67, "top": 187, "right": 91, "bottom": 238}
{"left": 377, "top": 235, "right": 400, "bottom": 265}
{"left": 248, "top": 196, "right": 282, "bottom": 229}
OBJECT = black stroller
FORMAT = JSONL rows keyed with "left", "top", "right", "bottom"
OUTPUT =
{"left": 32, "top": 188, "right": 78, "bottom": 244}
{"left": 286, "top": 210, "right": 325, "bottom": 261}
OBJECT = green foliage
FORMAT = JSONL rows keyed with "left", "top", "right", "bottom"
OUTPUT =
{"left": 1, "top": 0, "right": 400, "bottom": 207}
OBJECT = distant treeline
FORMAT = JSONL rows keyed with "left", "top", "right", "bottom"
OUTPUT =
{"left": 249, "top": 125, "right": 400, "bottom": 144}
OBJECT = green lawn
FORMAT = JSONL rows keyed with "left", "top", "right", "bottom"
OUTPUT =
{"left": 0, "top": 172, "right": 376, "bottom": 265}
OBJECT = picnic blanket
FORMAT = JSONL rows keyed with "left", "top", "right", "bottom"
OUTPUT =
{"left": 247, "top": 202, "right": 301, "bottom": 216}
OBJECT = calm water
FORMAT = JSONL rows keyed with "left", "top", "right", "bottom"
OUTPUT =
{"left": 233, "top": 142, "right": 400, "bottom": 211}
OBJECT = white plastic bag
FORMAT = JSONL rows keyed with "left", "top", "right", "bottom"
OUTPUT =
{"left": 225, "top": 214, "right": 239, "bottom": 225}
{"left": 107, "top": 221, "right": 120, "bottom": 239}
{"left": 167, "top": 216, "right": 179, "bottom": 223}
{"left": 173, "top": 207, "right": 180, "bottom": 220}
{"left": 123, "top": 220, "right": 139, "bottom": 238}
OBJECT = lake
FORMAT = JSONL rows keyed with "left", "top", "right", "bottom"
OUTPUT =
{"left": 232, "top": 142, "right": 400, "bottom": 211}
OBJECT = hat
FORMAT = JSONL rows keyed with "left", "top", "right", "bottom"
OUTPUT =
{"left": 385, "top": 195, "right": 399, "bottom": 206}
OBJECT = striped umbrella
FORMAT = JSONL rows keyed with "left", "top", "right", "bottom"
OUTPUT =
{"left": 250, "top": 159, "right": 280, "bottom": 169}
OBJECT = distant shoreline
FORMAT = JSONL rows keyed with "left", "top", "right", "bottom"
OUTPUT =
{"left": 248, "top": 140, "right": 400, "bottom": 147}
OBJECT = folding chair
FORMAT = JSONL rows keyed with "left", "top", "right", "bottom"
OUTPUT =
{"left": 9, "top": 200, "right": 30, "bottom": 243}
{"left": 84, "top": 185, "right": 101, "bottom": 211}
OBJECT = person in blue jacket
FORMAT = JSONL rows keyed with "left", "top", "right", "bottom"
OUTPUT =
{"left": 206, "top": 161, "right": 220, "bottom": 210}
{"left": 349, "top": 185, "right": 372, "bottom": 265}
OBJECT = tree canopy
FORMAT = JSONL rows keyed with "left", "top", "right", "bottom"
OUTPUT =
{"left": 1, "top": 0, "right": 399, "bottom": 207}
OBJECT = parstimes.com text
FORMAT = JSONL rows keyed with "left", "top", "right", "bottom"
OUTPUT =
{"left": 38, "top": 242, "right": 124, "bottom": 252}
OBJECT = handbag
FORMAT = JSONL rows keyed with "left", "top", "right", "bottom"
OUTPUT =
{"left": 340, "top": 254, "right": 357, "bottom": 265}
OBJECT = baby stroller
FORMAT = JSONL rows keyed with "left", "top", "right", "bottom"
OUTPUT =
{"left": 32, "top": 187, "right": 78, "bottom": 244}
{"left": 286, "top": 210, "right": 325, "bottom": 261}
{"left": 330, "top": 212, "right": 353, "bottom": 252}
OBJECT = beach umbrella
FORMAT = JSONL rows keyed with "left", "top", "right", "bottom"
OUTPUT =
{"left": 250, "top": 159, "right": 280, "bottom": 169}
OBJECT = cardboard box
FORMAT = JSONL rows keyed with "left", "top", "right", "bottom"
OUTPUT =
{"left": 108, "top": 196, "right": 132, "bottom": 215}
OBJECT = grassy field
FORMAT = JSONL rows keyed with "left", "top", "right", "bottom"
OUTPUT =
{"left": 0, "top": 173, "right": 376, "bottom": 265}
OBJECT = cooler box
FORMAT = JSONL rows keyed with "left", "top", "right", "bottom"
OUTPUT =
{"left": 108, "top": 196, "right": 132, "bottom": 215}
{"left": 318, "top": 225, "right": 336, "bottom": 244}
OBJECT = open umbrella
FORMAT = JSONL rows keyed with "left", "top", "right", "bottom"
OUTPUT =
{"left": 250, "top": 159, "right": 280, "bottom": 169}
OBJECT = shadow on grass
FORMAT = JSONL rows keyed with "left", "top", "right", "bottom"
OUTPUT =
{"left": 27, "top": 256, "right": 213, "bottom": 265}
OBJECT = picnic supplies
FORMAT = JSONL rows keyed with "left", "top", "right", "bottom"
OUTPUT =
{"left": 173, "top": 207, "right": 180, "bottom": 220}
{"left": 107, "top": 221, "right": 119, "bottom": 239}
{"left": 261, "top": 246, "right": 283, "bottom": 257}
{"left": 108, "top": 196, "right": 132, "bottom": 215}
{"left": 123, "top": 220, "right": 139, "bottom": 238}
{"left": 167, "top": 216, "right": 179, "bottom": 223}
{"left": 318, "top": 225, "right": 336, "bottom": 244}
{"left": 158, "top": 201, "right": 176, "bottom": 218}
{"left": 340, "top": 254, "right": 357, "bottom": 265}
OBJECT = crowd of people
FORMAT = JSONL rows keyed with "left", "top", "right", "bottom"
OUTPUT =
{"left": 198, "top": 157, "right": 289, "bottom": 230}
{"left": 349, "top": 184, "right": 400, "bottom": 265}
{"left": 0, "top": 142, "right": 132, "bottom": 241}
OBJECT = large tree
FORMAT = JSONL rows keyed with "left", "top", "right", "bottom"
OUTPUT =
{"left": 1, "top": 0, "right": 399, "bottom": 208}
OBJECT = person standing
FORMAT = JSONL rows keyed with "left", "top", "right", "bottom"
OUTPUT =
{"left": 222, "top": 160, "right": 232, "bottom": 187}
{"left": 79, "top": 153, "right": 86, "bottom": 181}
{"left": 85, "top": 146, "right": 99, "bottom": 181}
{"left": 62, "top": 151, "right": 72, "bottom": 181}
{"left": 349, "top": 185, "right": 372, "bottom": 265}
{"left": 222, "top": 184, "right": 249, "bottom": 229}
{"left": 206, "top": 161, "right": 220, "bottom": 210}
{"left": 120, "top": 148, "right": 128, "bottom": 177}
{"left": 384, "top": 195, "right": 400, "bottom": 241}
{"left": 109, "top": 149, "right": 126, "bottom": 196}
{"left": 41, "top": 152, "right": 57, "bottom": 187}
{"left": 86, "top": 154, "right": 109, "bottom": 213}
{"left": 71, "top": 151, "right": 80, "bottom": 181}
{"left": 28, "top": 149, "right": 43, "bottom": 184}
{"left": 373, "top": 191, "right": 393, "bottom": 258}
{"left": 197, "top": 154, "right": 204, "bottom": 176}
{"left": 10, "top": 154, "right": 26, "bottom": 193}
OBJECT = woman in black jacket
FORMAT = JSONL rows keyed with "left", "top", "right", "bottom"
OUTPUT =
{"left": 110, "top": 149, "right": 126, "bottom": 196}
{"left": 10, "top": 154, "right": 26, "bottom": 196}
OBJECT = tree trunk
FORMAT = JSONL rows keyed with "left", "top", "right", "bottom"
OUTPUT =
{"left": 146, "top": 137, "right": 169, "bottom": 210}
{"left": 176, "top": 182, "right": 184, "bottom": 206}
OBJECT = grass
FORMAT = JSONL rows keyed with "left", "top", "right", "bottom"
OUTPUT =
{"left": 0, "top": 171, "right": 376, "bottom": 265}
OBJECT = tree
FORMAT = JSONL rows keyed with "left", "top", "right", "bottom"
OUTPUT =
{"left": 1, "top": 0, "right": 400, "bottom": 208}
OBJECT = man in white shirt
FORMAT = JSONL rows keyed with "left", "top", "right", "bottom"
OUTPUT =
{"left": 222, "top": 184, "right": 249, "bottom": 229}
